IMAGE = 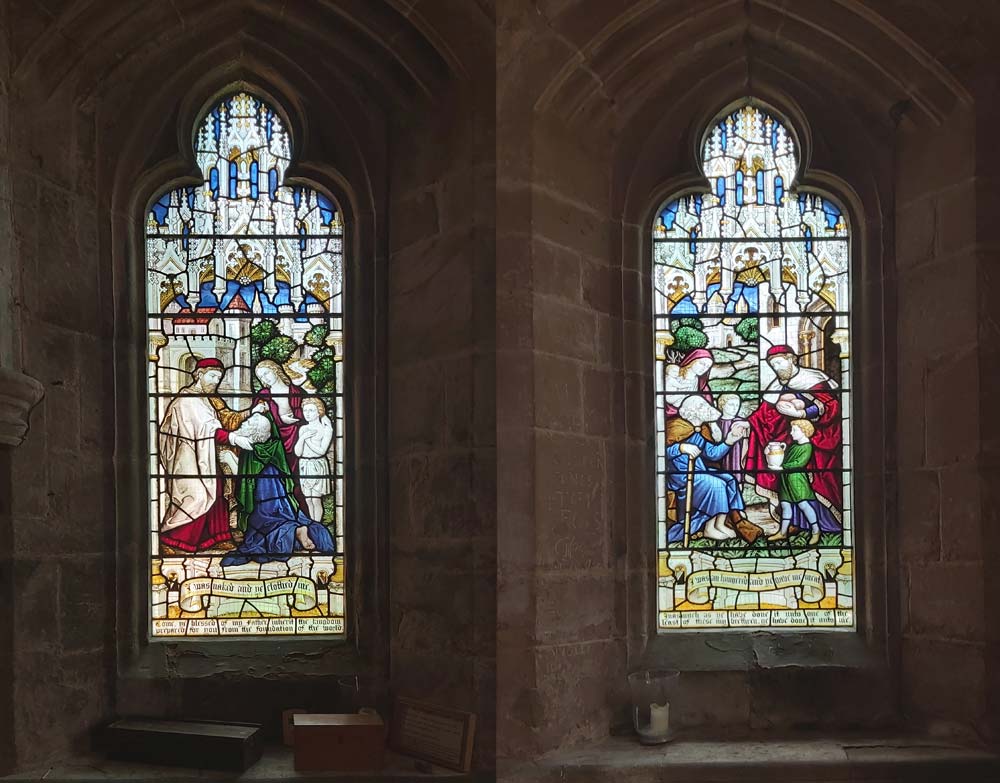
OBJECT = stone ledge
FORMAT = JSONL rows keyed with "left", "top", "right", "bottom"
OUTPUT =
{"left": 3, "top": 746, "right": 482, "bottom": 782}
{"left": 499, "top": 736, "right": 1000, "bottom": 782}
{"left": 0, "top": 366, "right": 44, "bottom": 447}
{"left": 637, "top": 630, "right": 884, "bottom": 672}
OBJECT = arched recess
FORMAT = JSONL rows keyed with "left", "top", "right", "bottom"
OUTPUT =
{"left": 492, "top": 1, "right": 909, "bottom": 755}
{"left": 107, "top": 60, "right": 391, "bottom": 707}
{"left": 616, "top": 82, "right": 894, "bottom": 726}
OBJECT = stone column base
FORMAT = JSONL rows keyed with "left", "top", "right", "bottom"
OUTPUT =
{"left": 0, "top": 367, "right": 44, "bottom": 447}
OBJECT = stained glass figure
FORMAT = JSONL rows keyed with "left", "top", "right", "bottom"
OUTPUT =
{"left": 146, "top": 92, "right": 346, "bottom": 637}
{"left": 653, "top": 102, "right": 853, "bottom": 631}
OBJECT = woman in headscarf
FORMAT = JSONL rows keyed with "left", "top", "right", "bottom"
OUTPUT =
{"left": 663, "top": 348, "right": 715, "bottom": 417}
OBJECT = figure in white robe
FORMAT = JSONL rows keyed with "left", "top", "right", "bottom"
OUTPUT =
{"left": 158, "top": 358, "right": 259, "bottom": 552}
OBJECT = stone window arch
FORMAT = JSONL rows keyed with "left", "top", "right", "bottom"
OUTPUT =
{"left": 144, "top": 90, "right": 348, "bottom": 639}
{"left": 652, "top": 99, "right": 854, "bottom": 632}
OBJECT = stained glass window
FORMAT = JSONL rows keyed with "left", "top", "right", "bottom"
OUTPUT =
{"left": 146, "top": 92, "right": 346, "bottom": 638}
{"left": 654, "top": 101, "right": 854, "bottom": 631}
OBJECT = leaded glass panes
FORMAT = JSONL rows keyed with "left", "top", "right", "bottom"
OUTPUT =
{"left": 146, "top": 92, "right": 346, "bottom": 638}
{"left": 654, "top": 102, "right": 854, "bottom": 631}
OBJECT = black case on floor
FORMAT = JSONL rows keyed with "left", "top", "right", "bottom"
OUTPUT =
{"left": 103, "top": 718, "right": 264, "bottom": 771}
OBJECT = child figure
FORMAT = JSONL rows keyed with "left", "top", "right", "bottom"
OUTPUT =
{"left": 768, "top": 418, "right": 822, "bottom": 545}
{"left": 662, "top": 362, "right": 684, "bottom": 413}
{"left": 294, "top": 398, "right": 335, "bottom": 522}
{"left": 715, "top": 393, "right": 745, "bottom": 481}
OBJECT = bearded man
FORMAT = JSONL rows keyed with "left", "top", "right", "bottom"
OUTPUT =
{"left": 158, "top": 357, "right": 261, "bottom": 553}
{"left": 666, "top": 395, "right": 762, "bottom": 544}
{"left": 745, "top": 345, "right": 843, "bottom": 529}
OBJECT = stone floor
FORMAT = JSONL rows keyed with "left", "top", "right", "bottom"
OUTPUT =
{"left": 498, "top": 735, "right": 1000, "bottom": 782}
{"left": 8, "top": 736, "right": 995, "bottom": 782}
{"left": 2, "top": 747, "right": 475, "bottom": 782}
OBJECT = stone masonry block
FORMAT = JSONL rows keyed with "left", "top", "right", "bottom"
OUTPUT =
{"left": 939, "top": 465, "right": 983, "bottom": 561}
{"left": 534, "top": 431, "right": 607, "bottom": 570}
{"left": 533, "top": 354, "right": 582, "bottom": 432}
{"left": 902, "top": 637, "right": 986, "bottom": 725}
{"left": 410, "top": 451, "right": 478, "bottom": 538}
{"left": 534, "top": 297, "right": 597, "bottom": 362}
{"left": 897, "top": 469, "right": 941, "bottom": 563}
{"left": 390, "top": 190, "right": 439, "bottom": 254}
{"left": 581, "top": 259, "right": 612, "bottom": 314}
{"left": 530, "top": 187, "right": 609, "bottom": 258}
{"left": 906, "top": 561, "right": 985, "bottom": 642}
{"left": 925, "top": 350, "right": 979, "bottom": 466}
{"left": 582, "top": 366, "right": 611, "bottom": 437}
{"left": 533, "top": 240, "right": 582, "bottom": 303}
{"left": 895, "top": 195, "right": 936, "bottom": 272}
{"left": 534, "top": 571, "right": 614, "bottom": 645}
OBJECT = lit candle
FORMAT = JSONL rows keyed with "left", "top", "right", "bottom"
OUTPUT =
{"left": 649, "top": 702, "right": 670, "bottom": 737}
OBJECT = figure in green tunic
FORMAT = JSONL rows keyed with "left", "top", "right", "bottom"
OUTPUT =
{"left": 768, "top": 418, "right": 822, "bottom": 545}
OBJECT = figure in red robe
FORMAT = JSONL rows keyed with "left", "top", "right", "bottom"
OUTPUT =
{"left": 746, "top": 345, "right": 843, "bottom": 530}
{"left": 252, "top": 359, "right": 307, "bottom": 506}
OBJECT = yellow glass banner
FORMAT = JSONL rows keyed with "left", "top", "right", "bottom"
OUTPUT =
{"left": 685, "top": 568, "right": 825, "bottom": 605}
{"left": 178, "top": 576, "right": 318, "bottom": 612}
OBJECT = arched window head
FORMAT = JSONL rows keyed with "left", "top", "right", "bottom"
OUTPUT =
{"left": 145, "top": 91, "right": 346, "bottom": 639}
{"left": 652, "top": 100, "right": 853, "bottom": 632}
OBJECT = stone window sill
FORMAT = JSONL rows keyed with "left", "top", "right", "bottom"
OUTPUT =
{"left": 501, "top": 735, "right": 1000, "bottom": 781}
{"left": 3, "top": 747, "right": 475, "bottom": 782}
{"left": 638, "top": 630, "right": 883, "bottom": 671}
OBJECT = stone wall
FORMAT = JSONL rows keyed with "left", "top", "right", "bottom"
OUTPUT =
{"left": 3, "top": 0, "right": 1000, "bottom": 777}
{"left": 895, "top": 107, "right": 989, "bottom": 739}
{"left": 494, "top": 0, "right": 995, "bottom": 763}
{"left": 3, "top": 88, "right": 113, "bottom": 768}
{"left": 497, "top": 94, "right": 623, "bottom": 753}
{"left": 0, "top": 0, "right": 496, "bottom": 774}
{"left": 388, "top": 79, "right": 497, "bottom": 767}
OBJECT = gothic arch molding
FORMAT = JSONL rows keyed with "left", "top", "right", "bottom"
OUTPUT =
{"left": 522, "top": 0, "right": 972, "bottom": 128}
{"left": 12, "top": 0, "right": 458, "bottom": 109}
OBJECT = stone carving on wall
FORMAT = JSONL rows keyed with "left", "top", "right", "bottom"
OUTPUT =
{"left": 0, "top": 367, "right": 44, "bottom": 448}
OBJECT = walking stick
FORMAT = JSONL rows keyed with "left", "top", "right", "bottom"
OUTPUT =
{"left": 683, "top": 452, "right": 695, "bottom": 548}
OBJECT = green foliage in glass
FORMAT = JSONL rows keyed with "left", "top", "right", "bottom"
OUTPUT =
{"left": 735, "top": 317, "right": 759, "bottom": 343}
{"left": 307, "top": 346, "right": 338, "bottom": 395}
{"left": 672, "top": 317, "right": 709, "bottom": 352}
{"left": 304, "top": 323, "right": 330, "bottom": 348}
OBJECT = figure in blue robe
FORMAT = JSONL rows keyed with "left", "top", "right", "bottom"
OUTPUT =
{"left": 666, "top": 424, "right": 744, "bottom": 544}
{"left": 222, "top": 415, "right": 335, "bottom": 566}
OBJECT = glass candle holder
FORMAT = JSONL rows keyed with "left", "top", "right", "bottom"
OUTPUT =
{"left": 628, "top": 669, "right": 679, "bottom": 745}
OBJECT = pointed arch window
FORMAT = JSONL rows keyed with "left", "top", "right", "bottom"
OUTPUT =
{"left": 652, "top": 101, "right": 853, "bottom": 632}
{"left": 145, "top": 92, "right": 346, "bottom": 638}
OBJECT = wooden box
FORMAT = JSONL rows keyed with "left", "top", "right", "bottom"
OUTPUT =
{"left": 103, "top": 718, "right": 264, "bottom": 772}
{"left": 292, "top": 713, "right": 385, "bottom": 772}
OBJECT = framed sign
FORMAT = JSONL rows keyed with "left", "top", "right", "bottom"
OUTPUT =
{"left": 388, "top": 697, "right": 476, "bottom": 773}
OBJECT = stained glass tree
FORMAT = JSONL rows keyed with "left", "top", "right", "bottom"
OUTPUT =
{"left": 145, "top": 92, "right": 346, "bottom": 637}
{"left": 653, "top": 101, "right": 854, "bottom": 631}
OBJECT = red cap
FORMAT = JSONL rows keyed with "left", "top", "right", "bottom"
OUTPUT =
{"left": 194, "top": 357, "right": 225, "bottom": 371}
{"left": 766, "top": 344, "right": 795, "bottom": 358}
